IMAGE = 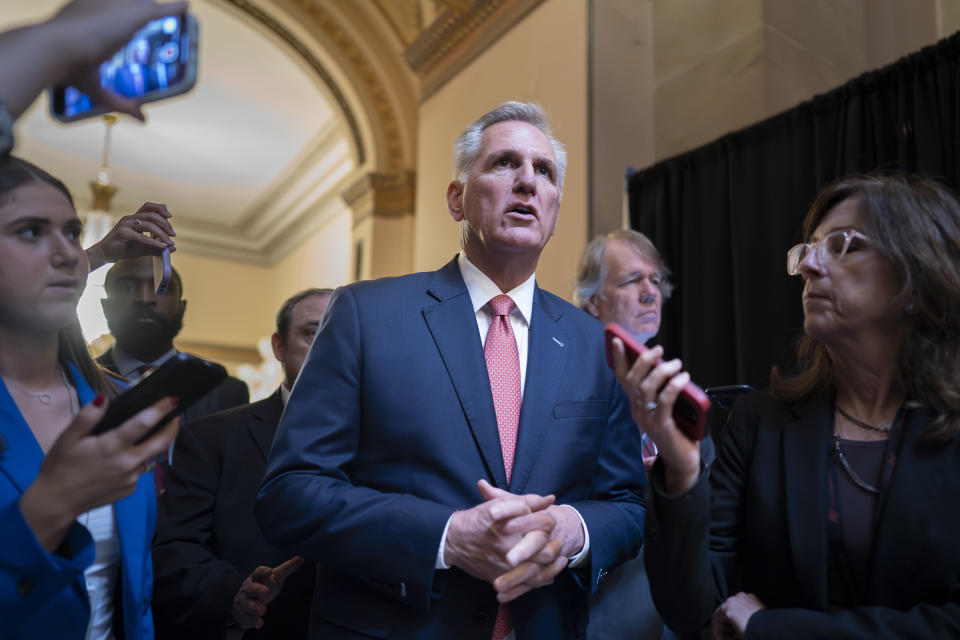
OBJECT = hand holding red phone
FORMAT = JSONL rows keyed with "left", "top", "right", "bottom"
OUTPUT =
{"left": 607, "top": 326, "right": 703, "bottom": 494}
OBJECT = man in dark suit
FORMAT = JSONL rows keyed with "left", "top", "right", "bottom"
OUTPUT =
{"left": 575, "top": 230, "right": 715, "bottom": 640}
{"left": 256, "top": 102, "right": 646, "bottom": 639}
{"left": 152, "top": 287, "right": 333, "bottom": 640}
{"left": 98, "top": 255, "right": 249, "bottom": 424}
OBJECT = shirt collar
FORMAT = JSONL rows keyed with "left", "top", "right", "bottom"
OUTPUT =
{"left": 111, "top": 345, "right": 178, "bottom": 379}
{"left": 457, "top": 252, "right": 535, "bottom": 325}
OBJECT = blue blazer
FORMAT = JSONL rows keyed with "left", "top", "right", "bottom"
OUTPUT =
{"left": 0, "top": 363, "right": 156, "bottom": 640}
{"left": 257, "top": 258, "right": 646, "bottom": 639}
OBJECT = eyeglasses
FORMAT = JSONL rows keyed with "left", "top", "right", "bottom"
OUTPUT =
{"left": 786, "top": 229, "right": 870, "bottom": 276}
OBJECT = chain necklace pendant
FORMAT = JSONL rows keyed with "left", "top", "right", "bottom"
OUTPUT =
{"left": 832, "top": 434, "right": 879, "bottom": 494}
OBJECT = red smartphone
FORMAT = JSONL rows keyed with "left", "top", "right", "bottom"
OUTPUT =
{"left": 604, "top": 323, "right": 711, "bottom": 442}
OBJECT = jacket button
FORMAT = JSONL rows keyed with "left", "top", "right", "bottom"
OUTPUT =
{"left": 17, "top": 578, "right": 34, "bottom": 596}
{"left": 472, "top": 610, "right": 489, "bottom": 627}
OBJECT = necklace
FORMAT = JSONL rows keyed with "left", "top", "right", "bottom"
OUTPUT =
{"left": 831, "top": 434, "right": 879, "bottom": 494}
{"left": 836, "top": 405, "right": 892, "bottom": 433}
{"left": 2, "top": 366, "right": 67, "bottom": 406}
{"left": 61, "top": 365, "right": 78, "bottom": 417}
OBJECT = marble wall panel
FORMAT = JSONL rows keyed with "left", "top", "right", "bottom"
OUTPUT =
{"left": 654, "top": 27, "right": 765, "bottom": 159}
{"left": 764, "top": 23, "right": 852, "bottom": 116}
{"left": 941, "top": 0, "right": 960, "bottom": 36}
{"left": 654, "top": 0, "right": 763, "bottom": 83}
{"left": 764, "top": 0, "right": 868, "bottom": 77}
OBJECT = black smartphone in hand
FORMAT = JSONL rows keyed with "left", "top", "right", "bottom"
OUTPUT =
{"left": 92, "top": 353, "right": 227, "bottom": 442}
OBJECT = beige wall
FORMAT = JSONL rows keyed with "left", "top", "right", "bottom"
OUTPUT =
{"left": 651, "top": 0, "right": 948, "bottom": 160}
{"left": 413, "top": 0, "right": 589, "bottom": 300}
{"left": 172, "top": 207, "right": 351, "bottom": 351}
{"left": 171, "top": 253, "right": 273, "bottom": 348}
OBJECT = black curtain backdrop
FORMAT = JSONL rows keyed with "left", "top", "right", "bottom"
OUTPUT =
{"left": 627, "top": 32, "right": 960, "bottom": 391}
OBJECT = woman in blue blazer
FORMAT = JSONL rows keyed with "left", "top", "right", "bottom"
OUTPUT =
{"left": 0, "top": 155, "right": 180, "bottom": 639}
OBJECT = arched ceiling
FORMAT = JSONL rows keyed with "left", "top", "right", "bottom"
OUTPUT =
{"left": 1, "top": 0, "right": 421, "bottom": 264}
{"left": 1, "top": 0, "right": 538, "bottom": 264}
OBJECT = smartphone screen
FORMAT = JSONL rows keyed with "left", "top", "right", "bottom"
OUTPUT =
{"left": 51, "top": 14, "right": 197, "bottom": 121}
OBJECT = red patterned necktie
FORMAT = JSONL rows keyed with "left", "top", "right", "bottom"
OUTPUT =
{"left": 484, "top": 295, "right": 520, "bottom": 640}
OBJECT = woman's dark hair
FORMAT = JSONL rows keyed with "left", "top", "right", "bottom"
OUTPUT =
{"left": 771, "top": 174, "right": 960, "bottom": 440}
{"left": 0, "top": 155, "right": 119, "bottom": 397}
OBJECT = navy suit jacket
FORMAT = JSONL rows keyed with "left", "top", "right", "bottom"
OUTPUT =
{"left": 256, "top": 257, "right": 646, "bottom": 639}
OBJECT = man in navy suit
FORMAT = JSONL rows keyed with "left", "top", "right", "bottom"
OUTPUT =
{"left": 256, "top": 102, "right": 646, "bottom": 639}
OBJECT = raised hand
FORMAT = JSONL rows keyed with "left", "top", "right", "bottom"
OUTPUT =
{"left": 611, "top": 337, "right": 700, "bottom": 494}
{"left": 231, "top": 556, "right": 305, "bottom": 630}
{"left": 86, "top": 202, "right": 176, "bottom": 271}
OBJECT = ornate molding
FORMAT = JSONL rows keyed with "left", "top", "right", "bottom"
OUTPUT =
{"left": 370, "top": 0, "right": 423, "bottom": 46}
{"left": 343, "top": 170, "right": 416, "bottom": 224}
{"left": 404, "top": 0, "right": 546, "bottom": 100}
{"left": 218, "top": 0, "right": 366, "bottom": 164}
{"left": 284, "top": 0, "right": 407, "bottom": 171}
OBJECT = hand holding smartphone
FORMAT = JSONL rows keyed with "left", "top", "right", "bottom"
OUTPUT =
{"left": 93, "top": 353, "right": 227, "bottom": 442}
{"left": 50, "top": 12, "right": 198, "bottom": 122}
{"left": 604, "top": 323, "right": 711, "bottom": 442}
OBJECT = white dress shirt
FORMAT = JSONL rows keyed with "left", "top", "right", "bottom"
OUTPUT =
{"left": 80, "top": 505, "right": 120, "bottom": 640}
{"left": 434, "top": 254, "right": 590, "bottom": 571}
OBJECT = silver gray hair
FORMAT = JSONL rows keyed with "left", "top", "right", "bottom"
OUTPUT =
{"left": 452, "top": 101, "right": 567, "bottom": 197}
{"left": 573, "top": 229, "right": 674, "bottom": 310}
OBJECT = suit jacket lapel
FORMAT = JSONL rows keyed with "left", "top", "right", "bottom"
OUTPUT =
{"left": 509, "top": 287, "right": 567, "bottom": 494}
{"left": 782, "top": 387, "right": 833, "bottom": 610}
{"left": 869, "top": 404, "right": 941, "bottom": 600}
{"left": 0, "top": 381, "right": 45, "bottom": 494}
{"left": 422, "top": 258, "right": 508, "bottom": 488}
{"left": 248, "top": 390, "right": 285, "bottom": 461}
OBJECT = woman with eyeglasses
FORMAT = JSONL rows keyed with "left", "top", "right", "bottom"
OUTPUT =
{"left": 612, "top": 174, "right": 960, "bottom": 638}
{"left": 0, "top": 155, "right": 181, "bottom": 639}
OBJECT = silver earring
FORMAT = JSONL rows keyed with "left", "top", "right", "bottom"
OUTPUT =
{"left": 906, "top": 302, "right": 916, "bottom": 314}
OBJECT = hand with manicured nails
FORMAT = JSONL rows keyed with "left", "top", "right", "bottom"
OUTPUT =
{"left": 231, "top": 556, "right": 305, "bottom": 630}
{"left": 19, "top": 394, "right": 180, "bottom": 551}
{"left": 86, "top": 202, "right": 177, "bottom": 272}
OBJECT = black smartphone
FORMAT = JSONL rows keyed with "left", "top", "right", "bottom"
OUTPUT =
{"left": 50, "top": 13, "right": 199, "bottom": 123}
{"left": 704, "top": 384, "right": 755, "bottom": 410}
{"left": 603, "top": 323, "right": 712, "bottom": 442}
{"left": 92, "top": 353, "right": 227, "bottom": 441}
